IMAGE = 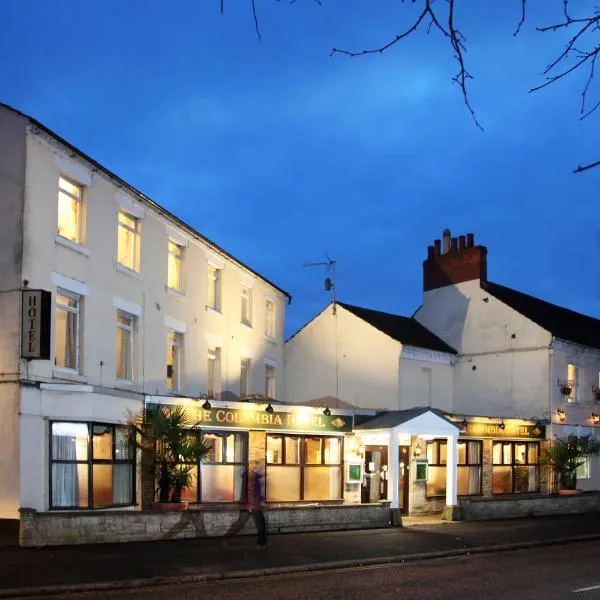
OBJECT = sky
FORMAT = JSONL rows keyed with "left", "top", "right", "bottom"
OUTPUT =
{"left": 1, "top": 0, "right": 598, "bottom": 337}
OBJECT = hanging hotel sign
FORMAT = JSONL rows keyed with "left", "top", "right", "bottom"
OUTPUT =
{"left": 21, "top": 290, "right": 51, "bottom": 360}
{"left": 151, "top": 404, "right": 353, "bottom": 433}
{"left": 460, "top": 421, "right": 545, "bottom": 440}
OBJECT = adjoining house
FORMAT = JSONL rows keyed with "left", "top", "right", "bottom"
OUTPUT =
{"left": 285, "top": 229, "right": 600, "bottom": 518}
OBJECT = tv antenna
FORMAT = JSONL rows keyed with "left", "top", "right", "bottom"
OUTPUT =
{"left": 303, "top": 254, "right": 337, "bottom": 312}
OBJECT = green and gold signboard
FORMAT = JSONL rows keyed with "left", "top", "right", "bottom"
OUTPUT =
{"left": 150, "top": 404, "right": 353, "bottom": 434}
{"left": 459, "top": 421, "right": 545, "bottom": 440}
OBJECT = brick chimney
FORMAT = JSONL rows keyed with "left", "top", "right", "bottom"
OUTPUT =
{"left": 423, "top": 229, "right": 487, "bottom": 292}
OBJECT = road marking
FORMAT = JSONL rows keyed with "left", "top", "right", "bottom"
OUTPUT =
{"left": 573, "top": 584, "right": 600, "bottom": 593}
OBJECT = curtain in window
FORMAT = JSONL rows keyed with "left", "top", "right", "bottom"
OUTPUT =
{"left": 64, "top": 308, "right": 77, "bottom": 369}
{"left": 51, "top": 432, "right": 78, "bottom": 507}
{"left": 468, "top": 442, "right": 480, "bottom": 493}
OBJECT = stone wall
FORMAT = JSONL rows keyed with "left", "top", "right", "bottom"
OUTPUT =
{"left": 19, "top": 502, "right": 391, "bottom": 547}
{"left": 461, "top": 492, "right": 600, "bottom": 521}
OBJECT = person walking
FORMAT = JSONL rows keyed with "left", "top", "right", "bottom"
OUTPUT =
{"left": 248, "top": 459, "right": 268, "bottom": 549}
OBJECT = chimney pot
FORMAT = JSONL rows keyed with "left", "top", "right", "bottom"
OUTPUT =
{"left": 451, "top": 237, "right": 458, "bottom": 252}
{"left": 427, "top": 245, "right": 435, "bottom": 259}
{"left": 433, "top": 239, "right": 441, "bottom": 255}
{"left": 458, "top": 235, "right": 466, "bottom": 250}
{"left": 442, "top": 229, "right": 451, "bottom": 254}
{"left": 466, "top": 233, "right": 474, "bottom": 248}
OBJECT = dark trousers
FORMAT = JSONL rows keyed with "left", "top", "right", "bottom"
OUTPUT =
{"left": 250, "top": 510, "right": 267, "bottom": 546}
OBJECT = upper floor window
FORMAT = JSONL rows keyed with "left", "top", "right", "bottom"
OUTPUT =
{"left": 166, "top": 330, "right": 182, "bottom": 392}
{"left": 55, "top": 289, "right": 80, "bottom": 371}
{"left": 567, "top": 363, "right": 579, "bottom": 403}
{"left": 240, "top": 358, "right": 251, "bottom": 398}
{"left": 265, "top": 299, "right": 276, "bottom": 338}
{"left": 265, "top": 364, "right": 275, "bottom": 399}
{"left": 117, "top": 211, "right": 140, "bottom": 272}
{"left": 207, "top": 265, "right": 221, "bottom": 311}
{"left": 207, "top": 347, "right": 221, "bottom": 399}
{"left": 241, "top": 285, "right": 252, "bottom": 326}
{"left": 57, "top": 176, "right": 83, "bottom": 243}
{"left": 116, "top": 311, "right": 136, "bottom": 382}
{"left": 167, "top": 240, "right": 184, "bottom": 292}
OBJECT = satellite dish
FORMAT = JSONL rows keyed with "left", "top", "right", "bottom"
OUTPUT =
{"left": 324, "top": 277, "right": 333, "bottom": 291}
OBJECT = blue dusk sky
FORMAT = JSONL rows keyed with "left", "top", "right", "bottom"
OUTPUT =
{"left": 1, "top": 0, "right": 598, "bottom": 337}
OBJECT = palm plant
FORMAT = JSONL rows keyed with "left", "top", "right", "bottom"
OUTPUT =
{"left": 541, "top": 435, "right": 600, "bottom": 491}
{"left": 129, "top": 405, "right": 212, "bottom": 504}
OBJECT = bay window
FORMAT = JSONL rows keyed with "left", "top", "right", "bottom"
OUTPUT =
{"left": 50, "top": 421, "right": 135, "bottom": 509}
{"left": 426, "top": 439, "right": 482, "bottom": 497}
{"left": 492, "top": 441, "right": 540, "bottom": 494}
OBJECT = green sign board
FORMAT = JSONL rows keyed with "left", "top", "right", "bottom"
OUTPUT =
{"left": 460, "top": 422, "right": 545, "bottom": 440}
{"left": 150, "top": 404, "right": 353, "bottom": 434}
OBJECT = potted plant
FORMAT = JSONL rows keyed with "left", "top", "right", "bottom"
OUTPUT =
{"left": 541, "top": 435, "right": 600, "bottom": 494}
{"left": 129, "top": 405, "right": 212, "bottom": 508}
{"left": 560, "top": 382, "right": 573, "bottom": 397}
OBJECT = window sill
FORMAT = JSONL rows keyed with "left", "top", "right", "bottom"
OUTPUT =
{"left": 206, "top": 305, "right": 222, "bottom": 315}
{"left": 52, "top": 369, "right": 86, "bottom": 383}
{"left": 166, "top": 286, "right": 186, "bottom": 300}
{"left": 115, "top": 263, "right": 142, "bottom": 279}
{"left": 55, "top": 235, "right": 90, "bottom": 256}
{"left": 240, "top": 321, "right": 253, "bottom": 330}
{"left": 264, "top": 335, "right": 277, "bottom": 344}
{"left": 116, "top": 379, "right": 136, "bottom": 387}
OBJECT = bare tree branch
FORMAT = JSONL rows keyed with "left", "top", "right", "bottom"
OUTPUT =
{"left": 252, "top": 0, "right": 262, "bottom": 41}
{"left": 513, "top": 0, "right": 527, "bottom": 36}
{"left": 574, "top": 158, "right": 600, "bottom": 173}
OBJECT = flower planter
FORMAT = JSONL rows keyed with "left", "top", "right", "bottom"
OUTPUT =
{"left": 560, "top": 386, "right": 572, "bottom": 396}
{"left": 558, "top": 489, "right": 582, "bottom": 496}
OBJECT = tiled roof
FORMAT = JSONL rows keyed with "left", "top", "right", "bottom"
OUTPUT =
{"left": 484, "top": 281, "right": 600, "bottom": 351}
{"left": 337, "top": 302, "right": 457, "bottom": 354}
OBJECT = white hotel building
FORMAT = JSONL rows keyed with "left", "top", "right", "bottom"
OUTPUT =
{"left": 0, "top": 102, "right": 292, "bottom": 520}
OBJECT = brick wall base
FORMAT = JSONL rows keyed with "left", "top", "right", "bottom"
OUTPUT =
{"left": 19, "top": 502, "right": 391, "bottom": 547}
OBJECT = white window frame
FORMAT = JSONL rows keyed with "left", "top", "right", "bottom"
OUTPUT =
{"left": 265, "top": 299, "right": 276, "bottom": 338}
{"left": 576, "top": 456, "right": 590, "bottom": 480}
{"left": 241, "top": 285, "right": 252, "bottom": 327}
{"left": 265, "top": 364, "right": 275, "bottom": 399}
{"left": 55, "top": 289, "right": 81, "bottom": 372}
{"left": 57, "top": 175, "right": 83, "bottom": 244}
{"left": 116, "top": 310, "right": 135, "bottom": 383}
{"left": 207, "top": 347, "right": 221, "bottom": 399}
{"left": 207, "top": 265, "right": 221, "bottom": 311}
{"left": 117, "top": 211, "right": 141, "bottom": 273}
{"left": 167, "top": 330, "right": 183, "bottom": 392}
{"left": 240, "top": 358, "right": 251, "bottom": 398}
{"left": 167, "top": 240, "right": 184, "bottom": 292}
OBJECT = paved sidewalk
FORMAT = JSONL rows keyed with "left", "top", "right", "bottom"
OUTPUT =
{"left": 1, "top": 513, "right": 600, "bottom": 597}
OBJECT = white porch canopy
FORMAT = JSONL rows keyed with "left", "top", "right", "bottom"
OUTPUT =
{"left": 355, "top": 407, "right": 461, "bottom": 514}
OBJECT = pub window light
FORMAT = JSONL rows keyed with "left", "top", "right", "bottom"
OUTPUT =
{"left": 265, "top": 403, "right": 274, "bottom": 414}
{"left": 413, "top": 443, "right": 422, "bottom": 458}
{"left": 323, "top": 405, "right": 331, "bottom": 416}
{"left": 498, "top": 421, "right": 506, "bottom": 431}
{"left": 556, "top": 408, "right": 566, "bottom": 423}
{"left": 592, "top": 414, "right": 600, "bottom": 425}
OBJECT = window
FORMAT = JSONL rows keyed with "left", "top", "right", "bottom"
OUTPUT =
{"left": 207, "top": 265, "right": 221, "bottom": 311}
{"left": 57, "top": 176, "right": 83, "bottom": 243}
{"left": 492, "top": 441, "right": 540, "bottom": 494}
{"left": 167, "top": 240, "right": 184, "bottom": 292}
{"left": 166, "top": 330, "right": 182, "bottom": 391}
{"left": 265, "top": 434, "right": 343, "bottom": 502}
{"left": 207, "top": 347, "right": 220, "bottom": 399}
{"left": 567, "top": 363, "right": 578, "bottom": 403}
{"left": 50, "top": 421, "right": 135, "bottom": 509}
{"left": 576, "top": 456, "right": 591, "bottom": 480}
{"left": 265, "top": 365, "right": 275, "bottom": 399}
{"left": 265, "top": 299, "right": 276, "bottom": 338}
{"left": 240, "top": 358, "right": 250, "bottom": 398}
{"left": 241, "top": 285, "right": 252, "bottom": 326}
{"left": 115, "top": 311, "right": 135, "bottom": 382}
{"left": 55, "top": 290, "right": 80, "bottom": 371}
{"left": 117, "top": 211, "right": 140, "bottom": 272}
{"left": 181, "top": 431, "right": 247, "bottom": 503}
{"left": 425, "top": 439, "right": 482, "bottom": 497}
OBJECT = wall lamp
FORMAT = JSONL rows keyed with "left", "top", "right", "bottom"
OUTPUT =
{"left": 413, "top": 442, "right": 422, "bottom": 458}
{"left": 265, "top": 403, "right": 274, "bottom": 414}
{"left": 323, "top": 405, "right": 331, "bottom": 416}
{"left": 498, "top": 421, "right": 506, "bottom": 430}
{"left": 198, "top": 393, "right": 211, "bottom": 411}
{"left": 592, "top": 414, "right": 600, "bottom": 425}
{"left": 556, "top": 407, "right": 566, "bottom": 423}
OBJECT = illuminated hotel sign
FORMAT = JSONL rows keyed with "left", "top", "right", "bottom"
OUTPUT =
{"left": 460, "top": 421, "right": 545, "bottom": 440}
{"left": 150, "top": 404, "right": 353, "bottom": 434}
{"left": 21, "top": 290, "right": 51, "bottom": 360}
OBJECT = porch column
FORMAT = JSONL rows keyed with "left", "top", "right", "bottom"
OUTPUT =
{"left": 443, "top": 433, "right": 461, "bottom": 520}
{"left": 388, "top": 429, "right": 401, "bottom": 525}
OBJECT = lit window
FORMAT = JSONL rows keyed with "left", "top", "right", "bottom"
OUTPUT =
{"left": 116, "top": 311, "right": 135, "bottom": 382}
{"left": 492, "top": 441, "right": 540, "bottom": 494}
{"left": 265, "top": 365, "right": 275, "bottom": 399}
{"left": 207, "top": 265, "right": 221, "bottom": 311}
{"left": 57, "top": 176, "right": 83, "bottom": 243}
{"left": 167, "top": 240, "right": 184, "bottom": 292}
{"left": 117, "top": 211, "right": 140, "bottom": 272}
{"left": 55, "top": 290, "right": 80, "bottom": 371}
{"left": 567, "top": 363, "right": 578, "bottom": 403}
{"left": 207, "top": 347, "right": 220, "bottom": 399}
{"left": 265, "top": 299, "right": 276, "bottom": 338}
{"left": 166, "top": 330, "right": 182, "bottom": 391}
{"left": 576, "top": 456, "right": 590, "bottom": 480}
{"left": 240, "top": 358, "right": 250, "bottom": 397}
{"left": 241, "top": 285, "right": 252, "bottom": 326}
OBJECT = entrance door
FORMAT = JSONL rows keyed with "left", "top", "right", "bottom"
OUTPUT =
{"left": 362, "top": 445, "right": 388, "bottom": 503}
{"left": 398, "top": 445, "right": 410, "bottom": 515}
